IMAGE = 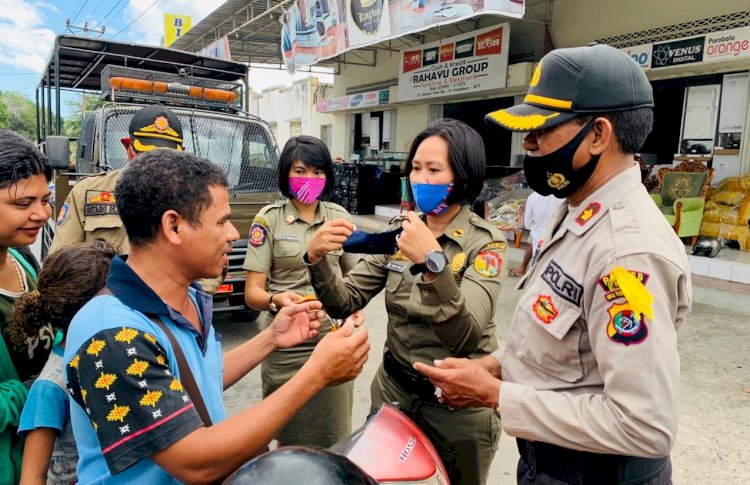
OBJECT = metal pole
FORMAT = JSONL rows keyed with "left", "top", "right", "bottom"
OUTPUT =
{"left": 35, "top": 87, "right": 41, "bottom": 143}
{"left": 40, "top": 80, "right": 46, "bottom": 140}
{"left": 46, "top": 68, "right": 52, "bottom": 136}
{"left": 55, "top": 52, "right": 61, "bottom": 134}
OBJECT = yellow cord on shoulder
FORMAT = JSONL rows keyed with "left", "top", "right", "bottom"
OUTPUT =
{"left": 610, "top": 267, "right": 654, "bottom": 320}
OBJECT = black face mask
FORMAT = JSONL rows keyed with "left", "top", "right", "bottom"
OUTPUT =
{"left": 523, "top": 119, "right": 600, "bottom": 198}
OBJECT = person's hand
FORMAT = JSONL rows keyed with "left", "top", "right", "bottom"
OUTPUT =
{"left": 307, "top": 318, "right": 370, "bottom": 386}
{"left": 413, "top": 357, "right": 501, "bottom": 409}
{"left": 306, "top": 219, "right": 355, "bottom": 264}
{"left": 347, "top": 310, "right": 365, "bottom": 328}
{"left": 272, "top": 291, "right": 304, "bottom": 309}
{"left": 397, "top": 211, "right": 441, "bottom": 264}
{"left": 270, "top": 300, "right": 326, "bottom": 350}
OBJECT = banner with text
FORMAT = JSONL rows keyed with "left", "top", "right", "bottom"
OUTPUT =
{"left": 316, "top": 89, "right": 390, "bottom": 112}
{"left": 281, "top": 0, "right": 524, "bottom": 72}
{"left": 398, "top": 24, "right": 510, "bottom": 102}
{"left": 619, "top": 26, "right": 750, "bottom": 71}
{"left": 164, "top": 13, "right": 191, "bottom": 47}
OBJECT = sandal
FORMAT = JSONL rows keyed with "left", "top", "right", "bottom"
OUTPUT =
{"left": 508, "top": 269, "right": 525, "bottom": 278}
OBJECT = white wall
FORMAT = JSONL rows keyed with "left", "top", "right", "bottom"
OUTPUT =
{"left": 551, "top": 0, "right": 750, "bottom": 48}
{"left": 248, "top": 78, "right": 333, "bottom": 150}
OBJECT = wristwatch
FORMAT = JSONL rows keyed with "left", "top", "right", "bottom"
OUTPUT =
{"left": 410, "top": 250, "right": 449, "bottom": 275}
{"left": 268, "top": 294, "right": 279, "bottom": 313}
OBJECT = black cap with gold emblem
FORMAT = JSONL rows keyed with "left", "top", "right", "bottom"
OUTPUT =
{"left": 486, "top": 44, "right": 654, "bottom": 132}
{"left": 129, "top": 105, "right": 184, "bottom": 153}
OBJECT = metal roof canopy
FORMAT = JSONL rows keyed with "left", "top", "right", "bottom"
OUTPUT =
{"left": 171, "top": 0, "right": 552, "bottom": 71}
{"left": 37, "top": 34, "right": 250, "bottom": 139}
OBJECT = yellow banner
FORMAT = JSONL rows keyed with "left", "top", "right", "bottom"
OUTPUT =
{"left": 164, "top": 13, "right": 191, "bottom": 47}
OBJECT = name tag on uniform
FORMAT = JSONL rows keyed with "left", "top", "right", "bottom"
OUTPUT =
{"left": 84, "top": 204, "right": 118, "bottom": 216}
{"left": 275, "top": 235, "right": 300, "bottom": 241}
{"left": 386, "top": 261, "right": 405, "bottom": 273}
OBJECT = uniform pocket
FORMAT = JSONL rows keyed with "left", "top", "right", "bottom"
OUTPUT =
{"left": 514, "top": 295, "right": 585, "bottom": 383}
{"left": 83, "top": 214, "right": 123, "bottom": 232}
{"left": 385, "top": 269, "right": 404, "bottom": 293}
{"left": 272, "top": 240, "right": 302, "bottom": 258}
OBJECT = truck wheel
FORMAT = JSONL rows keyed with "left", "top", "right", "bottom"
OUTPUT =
{"left": 231, "top": 308, "right": 261, "bottom": 323}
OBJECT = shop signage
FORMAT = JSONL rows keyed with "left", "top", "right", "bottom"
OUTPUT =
{"left": 280, "top": 0, "right": 524, "bottom": 73}
{"left": 704, "top": 26, "right": 750, "bottom": 62}
{"left": 651, "top": 36, "right": 705, "bottom": 68}
{"left": 398, "top": 24, "right": 510, "bottom": 102}
{"left": 620, "top": 44, "right": 652, "bottom": 70}
{"left": 316, "top": 89, "right": 390, "bottom": 112}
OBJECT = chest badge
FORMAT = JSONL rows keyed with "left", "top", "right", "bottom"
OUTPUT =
{"left": 451, "top": 252, "right": 466, "bottom": 273}
{"left": 533, "top": 294, "right": 558, "bottom": 324}
{"left": 452, "top": 229, "right": 464, "bottom": 237}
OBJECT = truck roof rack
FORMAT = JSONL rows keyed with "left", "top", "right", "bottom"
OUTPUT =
{"left": 37, "top": 35, "right": 250, "bottom": 139}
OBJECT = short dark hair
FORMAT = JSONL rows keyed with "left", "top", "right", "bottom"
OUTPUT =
{"left": 277, "top": 135, "right": 335, "bottom": 199}
{"left": 578, "top": 108, "right": 654, "bottom": 154}
{"left": 404, "top": 118, "right": 486, "bottom": 206}
{"left": 0, "top": 129, "right": 52, "bottom": 189}
{"left": 115, "top": 150, "right": 228, "bottom": 246}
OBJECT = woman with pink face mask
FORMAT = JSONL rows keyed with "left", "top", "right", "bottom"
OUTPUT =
{"left": 243, "top": 135, "right": 362, "bottom": 448}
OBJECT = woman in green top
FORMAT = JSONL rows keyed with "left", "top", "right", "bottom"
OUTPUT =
{"left": 0, "top": 129, "right": 53, "bottom": 485}
{"left": 243, "top": 136, "right": 362, "bottom": 448}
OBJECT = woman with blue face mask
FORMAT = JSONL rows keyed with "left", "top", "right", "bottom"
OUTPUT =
{"left": 305, "top": 119, "right": 508, "bottom": 485}
{"left": 242, "top": 135, "right": 363, "bottom": 449}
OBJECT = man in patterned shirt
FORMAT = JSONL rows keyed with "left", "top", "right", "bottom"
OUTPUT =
{"left": 64, "top": 150, "right": 370, "bottom": 483}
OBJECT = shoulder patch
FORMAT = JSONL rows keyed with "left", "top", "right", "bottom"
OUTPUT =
{"left": 480, "top": 241, "right": 507, "bottom": 252}
{"left": 56, "top": 202, "right": 70, "bottom": 225}
{"left": 606, "top": 303, "right": 648, "bottom": 345}
{"left": 253, "top": 215, "right": 270, "bottom": 230}
{"left": 249, "top": 223, "right": 267, "bottom": 247}
{"left": 598, "top": 269, "right": 650, "bottom": 302}
{"left": 473, "top": 248, "right": 503, "bottom": 277}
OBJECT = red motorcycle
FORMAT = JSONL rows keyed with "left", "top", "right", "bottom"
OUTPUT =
{"left": 224, "top": 403, "right": 450, "bottom": 484}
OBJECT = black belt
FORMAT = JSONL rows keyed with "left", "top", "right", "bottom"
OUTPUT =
{"left": 382, "top": 351, "right": 437, "bottom": 401}
{"left": 517, "top": 439, "right": 668, "bottom": 484}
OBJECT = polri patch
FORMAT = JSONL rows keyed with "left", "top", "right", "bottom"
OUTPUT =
{"left": 87, "top": 190, "right": 116, "bottom": 204}
{"left": 480, "top": 241, "right": 507, "bottom": 252}
{"left": 474, "top": 250, "right": 502, "bottom": 277}
{"left": 56, "top": 202, "right": 69, "bottom": 225}
{"left": 249, "top": 223, "right": 267, "bottom": 247}
{"left": 598, "top": 269, "right": 650, "bottom": 302}
{"left": 533, "top": 295, "right": 558, "bottom": 324}
{"left": 575, "top": 202, "right": 601, "bottom": 226}
{"left": 541, "top": 260, "right": 583, "bottom": 306}
{"left": 606, "top": 303, "right": 648, "bottom": 345}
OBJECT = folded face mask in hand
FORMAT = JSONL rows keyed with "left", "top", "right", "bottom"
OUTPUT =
{"left": 342, "top": 227, "right": 404, "bottom": 254}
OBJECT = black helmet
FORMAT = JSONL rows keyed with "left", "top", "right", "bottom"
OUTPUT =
{"left": 223, "top": 446, "right": 378, "bottom": 485}
{"left": 692, "top": 237, "right": 723, "bottom": 258}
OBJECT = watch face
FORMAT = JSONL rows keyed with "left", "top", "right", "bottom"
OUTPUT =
{"left": 426, "top": 252, "right": 447, "bottom": 273}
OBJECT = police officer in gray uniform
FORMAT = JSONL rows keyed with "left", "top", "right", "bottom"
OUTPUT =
{"left": 416, "top": 44, "right": 691, "bottom": 485}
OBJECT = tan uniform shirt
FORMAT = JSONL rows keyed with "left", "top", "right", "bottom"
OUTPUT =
{"left": 243, "top": 200, "right": 357, "bottom": 341}
{"left": 496, "top": 165, "right": 692, "bottom": 458}
{"left": 308, "top": 205, "right": 506, "bottom": 366}
{"left": 50, "top": 169, "right": 222, "bottom": 293}
{"left": 50, "top": 170, "right": 129, "bottom": 254}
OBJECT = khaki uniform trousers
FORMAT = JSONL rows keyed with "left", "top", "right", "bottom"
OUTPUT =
{"left": 371, "top": 363, "right": 500, "bottom": 485}
{"left": 260, "top": 314, "right": 353, "bottom": 447}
